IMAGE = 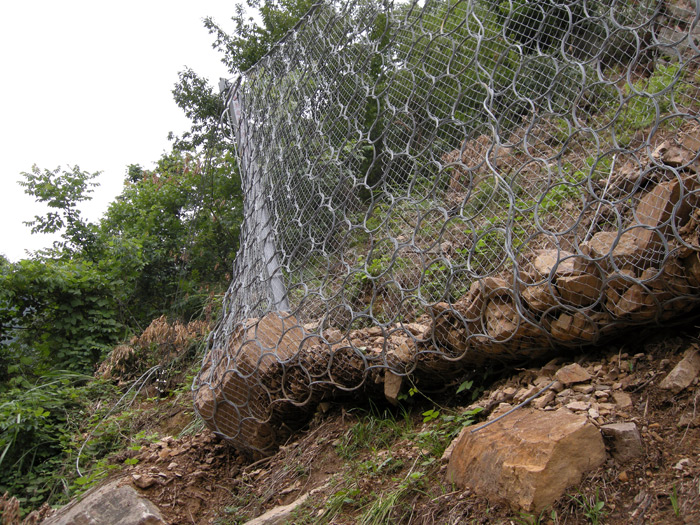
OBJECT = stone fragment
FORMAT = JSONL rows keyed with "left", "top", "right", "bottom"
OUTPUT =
{"left": 446, "top": 408, "right": 605, "bottom": 512}
{"left": 43, "top": 479, "right": 165, "bottom": 525}
{"left": 566, "top": 400, "right": 590, "bottom": 411}
{"left": 532, "top": 390, "right": 555, "bottom": 409}
{"left": 384, "top": 371, "right": 403, "bottom": 406}
{"left": 682, "top": 251, "right": 700, "bottom": 288}
{"left": 678, "top": 412, "right": 700, "bottom": 428}
{"left": 659, "top": 347, "right": 700, "bottom": 394}
{"left": 612, "top": 391, "right": 633, "bottom": 409}
{"left": 583, "top": 231, "right": 642, "bottom": 269}
{"left": 533, "top": 249, "right": 575, "bottom": 277}
{"left": 613, "top": 283, "right": 656, "bottom": 319}
{"left": 521, "top": 283, "right": 559, "bottom": 312}
{"left": 600, "top": 422, "right": 644, "bottom": 463}
{"left": 485, "top": 298, "right": 520, "bottom": 341}
{"left": 247, "top": 483, "right": 330, "bottom": 525}
{"left": 633, "top": 178, "right": 695, "bottom": 257}
{"left": 556, "top": 273, "right": 603, "bottom": 307}
{"left": 132, "top": 474, "right": 157, "bottom": 490}
{"left": 555, "top": 363, "right": 592, "bottom": 385}
{"left": 246, "top": 494, "right": 310, "bottom": 525}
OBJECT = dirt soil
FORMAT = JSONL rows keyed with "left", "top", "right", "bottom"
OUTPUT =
{"left": 37, "top": 322, "right": 697, "bottom": 524}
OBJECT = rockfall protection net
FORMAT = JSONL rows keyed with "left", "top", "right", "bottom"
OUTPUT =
{"left": 194, "top": 0, "right": 700, "bottom": 455}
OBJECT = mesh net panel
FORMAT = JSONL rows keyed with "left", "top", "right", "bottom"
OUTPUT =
{"left": 194, "top": 0, "right": 700, "bottom": 455}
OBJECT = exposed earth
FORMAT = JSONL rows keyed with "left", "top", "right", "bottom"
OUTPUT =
{"left": 4, "top": 321, "right": 698, "bottom": 524}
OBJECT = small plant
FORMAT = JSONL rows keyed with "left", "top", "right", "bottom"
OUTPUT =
{"left": 570, "top": 487, "right": 607, "bottom": 525}
{"left": 670, "top": 484, "right": 680, "bottom": 517}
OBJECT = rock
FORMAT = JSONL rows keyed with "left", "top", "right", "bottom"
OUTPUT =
{"left": 194, "top": 313, "right": 304, "bottom": 455}
{"left": 132, "top": 474, "right": 157, "bottom": 490}
{"left": 42, "top": 479, "right": 165, "bottom": 525}
{"left": 683, "top": 251, "right": 700, "bottom": 288}
{"left": 246, "top": 483, "right": 329, "bottom": 525}
{"left": 533, "top": 249, "right": 575, "bottom": 277}
{"left": 246, "top": 494, "right": 311, "bottom": 525}
{"left": 485, "top": 298, "right": 520, "bottom": 341}
{"left": 556, "top": 273, "right": 603, "bottom": 307}
{"left": 446, "top": 408, "right": 605, "bottom": 512}
{"left": 612, "top": 391, "right": 633, "bottom": 409}
{"left": 659, "top": 347, "right": 700, "bottom": 394}
{"left": 384, "top": 371, "right": 403, "bottom": 405}
{"left": 612, "top": 283, "right": 656, "bottom": 319}
{"left": 532, "top": 390, "right": 555, "bottom": 409}
{"left": 555, "top": 363, "right": 592, "bottom": 385}
{"left": 521, "top": 283, "right": 559, "bottom": 312}
{"left": 566, "top": 400, "right": 590, "bottom": 411}
{"left": 583, "top": 231, "right": 642, "bottom": 269}
{"left": 633, "top": 178, "right": 695, "bottom": 258}
{"left": 678, "top": 412, "right": 700, "bottom": 428}
{"left": 600, "top": 422, "right": 644, "bottom": 463}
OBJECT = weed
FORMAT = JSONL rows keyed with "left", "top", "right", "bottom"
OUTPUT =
{"left": 319, "top": 486, "right": 364, "bottom": 524}
{"left": 569, "top": 487, "right": 607, "bottom": 525}
{"left": 670, "top": 484, "right": 680, "bottom": 517}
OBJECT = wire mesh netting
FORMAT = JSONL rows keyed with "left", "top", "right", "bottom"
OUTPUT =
{"left": 194, "top": 0, "right": 700, "bottom": 455}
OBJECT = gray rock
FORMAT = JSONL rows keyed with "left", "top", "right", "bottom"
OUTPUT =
{"left": 601, "top": 422, "right": 644, "bottom": 463}
{"left": 42, "top": 479, "right": 164, "bottom": 525}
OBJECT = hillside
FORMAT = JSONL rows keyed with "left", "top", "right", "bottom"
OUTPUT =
{"left": 3, "top": 321, "right": 698, "bottom": 524}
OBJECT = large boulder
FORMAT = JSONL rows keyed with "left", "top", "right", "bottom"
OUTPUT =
{"left": 42, "top": 479, "right": 164, "bottom": 525}
{"left": 446, "top": 408, "right": 605, "bottom": 512}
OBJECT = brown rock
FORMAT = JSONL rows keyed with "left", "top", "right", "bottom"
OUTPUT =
{"left": 533, "top": 249, "right": 575, "bottom": 277}
{"left": 612, "top": 391, "right": 633, "bottom": 409}
{"left": 555, "top": 363, "right": 592, "bottom": 385}
{"left": 682, "top": 251, "right": 700, "bottom": 288}
{"left": 556, "top": 273, "right": 603, "bottom": 307}
{"left": 659, "top": 347, "right": 700, "bottom": 394}
{"left": 601, "top": 422, "right": 644, "bottom": 463}
{"left": 583, "top": 231, "right": 642, "bottom": 269}
{"left": 485, "top": 298, "right": 520, "bottom": 341}
{"left": 521, "top": 283, "right": 559, "bottom": 311}
{"left": 384, "top": 371, "right": 403, "bottom": 406}
{"left": 446, "top": 408, "right": 605, "bottom": 512}
{"left": 632, "top": 178, "right": 696, "bottom": 258}
{"left": 613, "top": 283, "right": 656, "bottom": 319}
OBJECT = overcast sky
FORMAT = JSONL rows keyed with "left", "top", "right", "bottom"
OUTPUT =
{"left": 0, "top": 1, "right": 238, "bottom": 261}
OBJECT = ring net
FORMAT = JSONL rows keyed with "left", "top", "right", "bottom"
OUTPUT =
{"left": 194, "top": 0, "right": 700, "bottom": 455}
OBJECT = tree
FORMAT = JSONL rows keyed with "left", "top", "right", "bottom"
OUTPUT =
{"left": 169, "top": 0, "right": 315, "bottom": 152}
{"left": 18, "top": 165, "right": 100, "bottom": 258}
{"left": 99, "top": 151, "right": 243, "bottom": 323}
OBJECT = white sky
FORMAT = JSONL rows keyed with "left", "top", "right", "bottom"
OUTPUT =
{"left": 0, "top": 1, "right": 238, "bottom": 261}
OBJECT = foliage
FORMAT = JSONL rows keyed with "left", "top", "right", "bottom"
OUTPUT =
{"left": 99, "top": 151, "right": 243, "bottom": 323}
{"left": 0, "top": 374, "right": 113, "bottom": 512}
{"left": 18, "top": 165, "right": 100, "bottom": 257}
{"left": 169, "top": 0, "right": 315, "bottom": 151}
{"left": 614, "top": 62, "right": 683, "bottom": 146}
{"left": 0, "top": 258, "right": 121, "bottom": 374}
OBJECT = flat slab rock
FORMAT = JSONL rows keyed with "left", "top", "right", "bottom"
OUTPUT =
{"left": 42, "top": 479, "right": 165, "bottom": 525}
{"left": 446, "top": 408, "right": 605, "bottom": 512}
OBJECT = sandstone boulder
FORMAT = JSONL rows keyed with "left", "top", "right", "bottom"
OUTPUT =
{"left": 446, "top": 408, "right": 605, "bottom": 512}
